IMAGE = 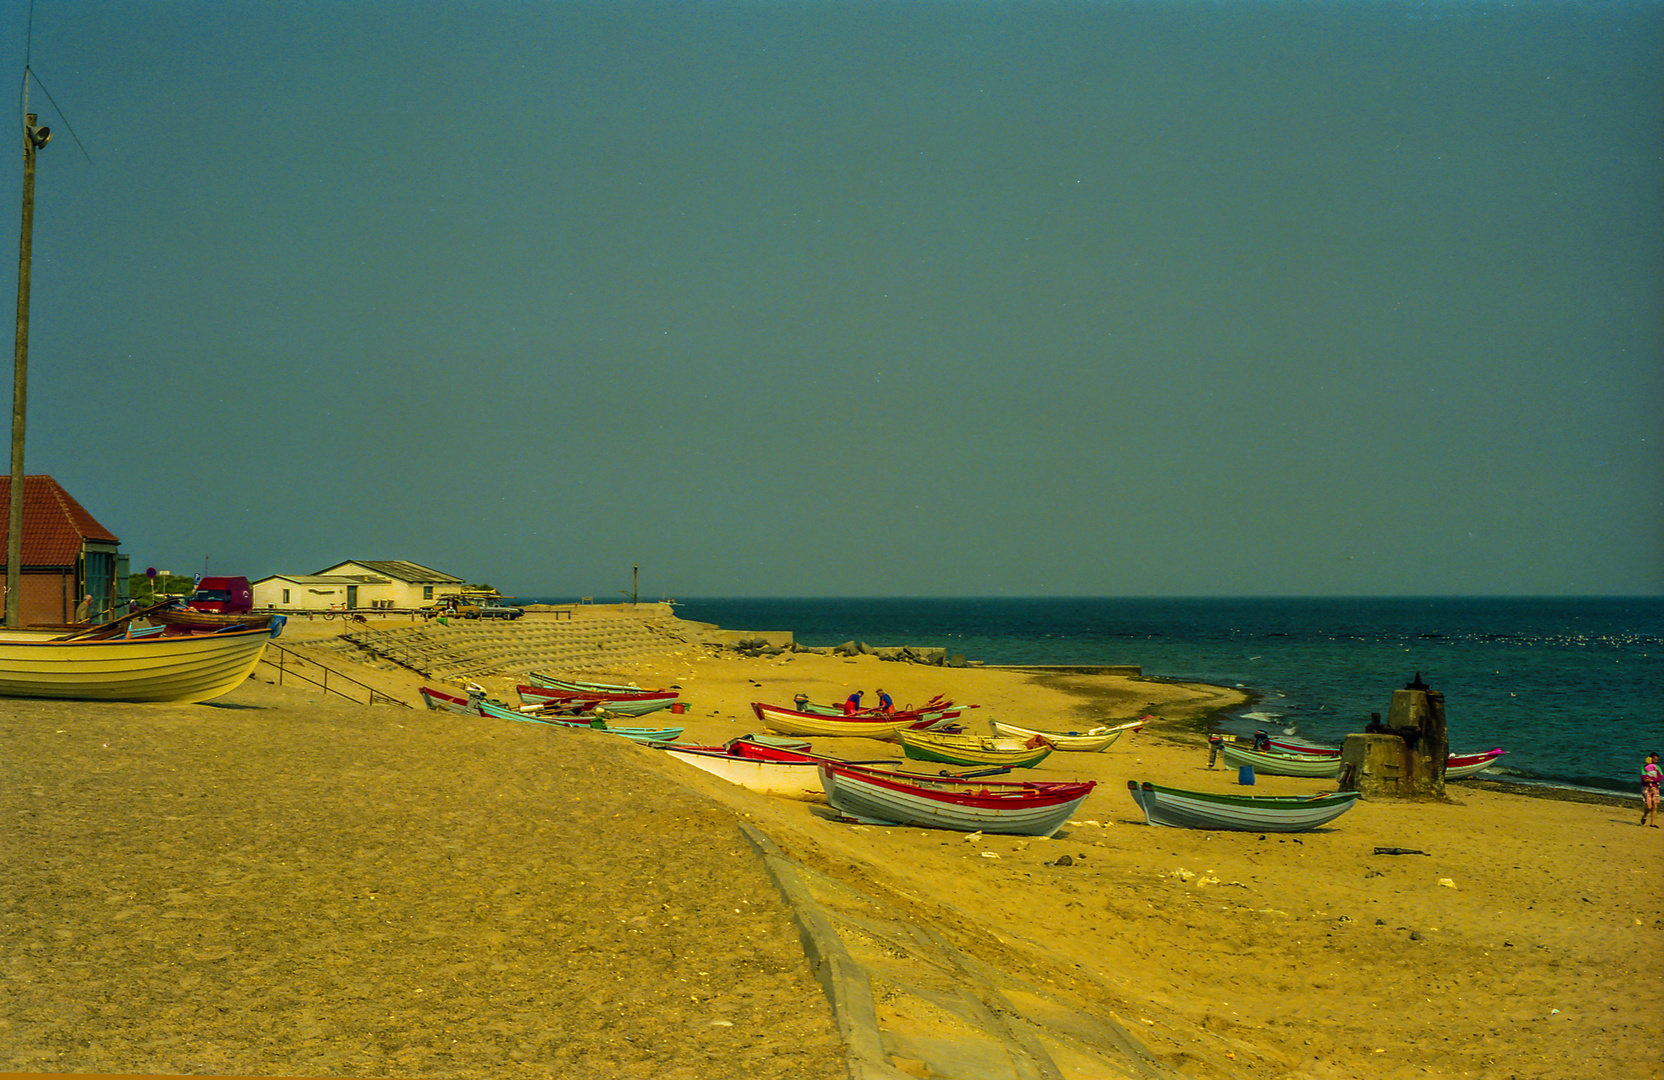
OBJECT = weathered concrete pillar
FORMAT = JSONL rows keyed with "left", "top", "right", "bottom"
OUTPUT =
{"left": 1337, "top": 676, "right": 1449, "bottom": 799}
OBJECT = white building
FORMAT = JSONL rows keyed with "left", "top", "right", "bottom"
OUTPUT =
{"left": 312, "top": 560, "right": 466, "bottom": 609}
{"left": 253, "top": 573, "right": 390, "bottom": 610}
{"left": 253, "top": 560, "right": 465, "bottom": 611}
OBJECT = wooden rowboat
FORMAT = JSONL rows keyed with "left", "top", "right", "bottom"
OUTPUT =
{"left": 897, "top": 728, "right": 1053, "bottom": 769}
{"left": 818, "top": 762, "right": 1094, "bottom": 836}
{"left": 992, "top": 718, "right": 1144, "bottom": 753}
{"left": 1215, "top": 740, "right": 1344, "bottom": 778}
{"left": 1444, "top": 748, "right": 1507, "bottom": 779}
{"left": 474, "top": 696, "right": 682, "bottom": 742}
{"left": 1263, "top": 737, "right": 1342, "bottom": 756}
{"left": 526, "top": 672, "right": 669, "bottom": 695}
{"left": 751, "top": 701, "right": 936, "bottom": 739}
{"left": 418, "top": 686, "right": 478, "bottom": 715}
{"left": 149, "top": 605, "right": 276, "bottom": 632}
{"left": 0, "top": 625, "right": 271, "bottom": 704}
{"left": 1260, "top": 737, "right": 1506, "bottom": 779}
{"left": 1127, "top": 780, "right": 1361, "bottom": 832}
{"left": 657, "top": 739, "right": 845, "bottom": 801}
{"left": 516, "top": 684, "right": 678, "bottom": 716}
{"left": 794, "top": 696, "right": 968, "bottom": 729}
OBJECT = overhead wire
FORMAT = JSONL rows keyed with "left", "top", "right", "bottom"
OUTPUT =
{"left": 17, "top": 0, "right": 93, "bottom": 165}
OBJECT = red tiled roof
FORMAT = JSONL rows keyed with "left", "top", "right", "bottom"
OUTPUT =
{"left": 0, "top": 475, "right": 120, "bottom": 568}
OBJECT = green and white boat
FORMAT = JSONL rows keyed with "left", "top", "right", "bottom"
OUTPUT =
{"left": 1127, "top": 781, "right": 1361, "bottom": 832}
{"left": 1215, "top": 739, "right": 1344, "bottom": 778}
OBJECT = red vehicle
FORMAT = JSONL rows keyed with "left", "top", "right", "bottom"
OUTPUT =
{"left": 187, "top": 576, "right": 254, "bottom": 614}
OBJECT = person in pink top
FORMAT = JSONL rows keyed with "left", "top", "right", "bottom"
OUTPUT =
{"left": 1642, "top": 751, "right": 1660, "bottom": 828}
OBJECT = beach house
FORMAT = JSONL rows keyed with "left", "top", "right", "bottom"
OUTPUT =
{"left": 0, "top": 474, "right": 124, "bottom": 626}
{"left": 254, "top": 560, "right": 465, "bottom": 611}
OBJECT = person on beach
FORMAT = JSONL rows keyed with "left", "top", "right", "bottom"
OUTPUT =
{"left": 876, "top": 688, "right": 895, "bottom": 714}
{"left": 842, "top": 691, "right": 864, "bottom": 716}
{"left": 1642, "top": 751, "right": 1660, "bottom": 827}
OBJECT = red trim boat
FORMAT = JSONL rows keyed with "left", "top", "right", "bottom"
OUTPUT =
{"left": 818, "top": 761, "right": 1094, "bottom": 836}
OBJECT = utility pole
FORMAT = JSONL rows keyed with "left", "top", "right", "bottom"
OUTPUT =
{"left": 6, "top": 111, "right": 49, "bottom": 629}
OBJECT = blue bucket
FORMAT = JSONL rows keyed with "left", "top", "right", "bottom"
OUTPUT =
{"left": 1238, "top": 765, "right": 1255, "bottom": 786}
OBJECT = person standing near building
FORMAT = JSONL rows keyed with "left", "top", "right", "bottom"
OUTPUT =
{"left": 75, "top": 594, "right": 93, "bottom": 623}
{"left": 1642, "top": 751, "right": 1661, "bottom": 828}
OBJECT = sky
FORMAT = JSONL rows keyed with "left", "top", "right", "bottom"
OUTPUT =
{"left": 1, "top": 0, "right": 1659, "bottom": 600}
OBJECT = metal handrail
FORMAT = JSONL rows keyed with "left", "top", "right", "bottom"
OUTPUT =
{"left": 257, "top": 641, "right": 413, "bottom": 707}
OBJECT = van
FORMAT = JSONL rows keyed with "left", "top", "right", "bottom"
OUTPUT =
{"left": 187, "top": 576, "right": 254, "bottom": 614}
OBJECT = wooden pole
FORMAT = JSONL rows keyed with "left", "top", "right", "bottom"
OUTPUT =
{"left": 6, "top": 112, "right": 43, "bottom": 629}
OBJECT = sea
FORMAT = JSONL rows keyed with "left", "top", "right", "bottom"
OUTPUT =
{"left": 587, "top": 596, "right": 1661, "bottom": 798}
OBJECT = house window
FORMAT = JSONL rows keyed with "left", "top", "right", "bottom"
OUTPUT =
{"left": 423, "top": 586, "right": 433, "bottom": 600}
{"left": 282, "top": 589, "right": 290, "bottom": 603}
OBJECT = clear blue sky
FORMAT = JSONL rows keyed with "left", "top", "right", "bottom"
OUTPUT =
{"left": 4, "top": 1, "right": 1660, "bottom": 599}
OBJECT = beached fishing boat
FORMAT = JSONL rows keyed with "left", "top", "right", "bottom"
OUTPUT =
{"left": 1264, "top": 737, "right": 1342, "bottom": 756}
{"left": 752, "top": 701, "right": 933, "bottom": 739}
{"left": 516, "top": 684, "right": 678, "bottom": 716}
{"left": 526, "top": 672, "right": 669, "bottom": 695}
{"left": 897, "top": 727, "right": 1053, "bottom": 768}
{"left": 0, "top": 625, "right": 271, "bottom": 704}
{"left": 1444, "top": 748, "right": 1507, "bottom": 779}
{"left": 418, "top": 686, "right": 480, "bottom": 715}
{"left": 1126, "top": 781, "right": 1361, "bottom": 831}
{"left": 793, "top": 695, "right": 968, "bottom": 729}
{"left": 148, "top": 605, "right": 276, "bottom": 632}
{"left": 1215, "top": 740, "right": 1344, "bottom": 778}
{"left": 474, "top": 696, "right": 681, "bottom": 742}
{"left": 1259, "top": 737, "right": 1505, "bottom": 779}
{"left": 655, "top": 739, "right": 864, "bottom": 801}
{"left": 818, "top": 762, "right": 1094, "bottom": 836}
{"left": 991, "top": 718, "right": 1143, "bottom": 752}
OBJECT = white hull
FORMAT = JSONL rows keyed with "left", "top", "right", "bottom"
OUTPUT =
{"left": 661, "top": 746, "right": 828, "bottom": 801}
{"left": 992, "top": 720, "right": 1138, "bottom": 752}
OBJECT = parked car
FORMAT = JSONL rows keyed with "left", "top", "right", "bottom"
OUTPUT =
{"left": 456, "top": 596, "right": 524, "bottom": 620}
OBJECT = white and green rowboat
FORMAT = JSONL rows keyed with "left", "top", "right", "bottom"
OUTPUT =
{"left": 1127, "top": 781, "right": 1361, "bottom": 831}
{"left": 1215, "top": 740, "right": 1344, "bottom": 778}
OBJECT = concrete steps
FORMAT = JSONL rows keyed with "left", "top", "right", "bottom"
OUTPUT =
{"left": 343, "top": 616, "right": 699, "bottom": 684}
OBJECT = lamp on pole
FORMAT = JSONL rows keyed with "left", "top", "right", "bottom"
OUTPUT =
{"left": 5, "top": 110, "right": 48, "bottom": 629}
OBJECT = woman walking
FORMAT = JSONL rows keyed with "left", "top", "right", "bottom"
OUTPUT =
{"left": 1643, "top": 751, "right": 1661, "bottom": 828}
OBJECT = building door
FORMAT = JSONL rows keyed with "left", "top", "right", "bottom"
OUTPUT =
{"left": 346, "top": 585, "right": 358, "bottom": 609}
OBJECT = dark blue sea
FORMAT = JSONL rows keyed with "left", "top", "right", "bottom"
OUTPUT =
{"left": 645, "top": 597, "right": 1661, "bottom": 797}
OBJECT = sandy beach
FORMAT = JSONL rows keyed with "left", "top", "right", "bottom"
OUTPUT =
{"left": 2, "top": 606, "right": 1658, "bottom": 1080}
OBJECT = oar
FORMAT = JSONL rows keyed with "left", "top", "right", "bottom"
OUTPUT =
{"left": 50, "top": 596, "right": 182, "bottom": 641}
{"left": 942, "top": 766, "right": 1012, "bottom": 779}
